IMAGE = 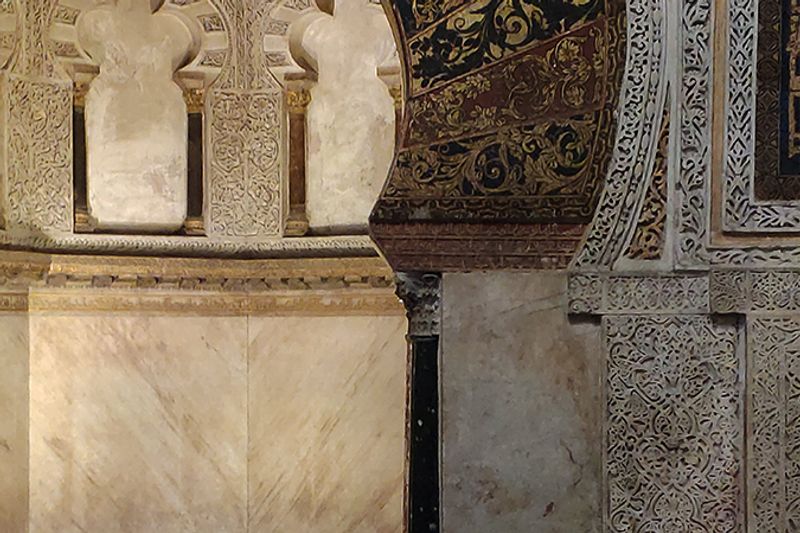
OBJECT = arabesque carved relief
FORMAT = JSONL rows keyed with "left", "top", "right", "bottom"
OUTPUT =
{"left": 605, "top": 315, "right": 743, "bottom": 532}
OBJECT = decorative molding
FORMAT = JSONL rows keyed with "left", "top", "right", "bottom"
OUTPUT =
{"left": 604, "top": 315, "right": 743, "bottom": 532}
{"left": 568, "top": 273, "right": 709, "bottom": 315}
{"left": 372, "top": 222, "right": 585, "bottom": 271}
{"left": 394, "top": 272, "right": 440, "bottom": 337}
{"left": 571, "top": 0, "right": 665, "bottom": 269}
{"left": 0, "top": 230, "right": 377, "bottom": 258}
{"left": 27, "top": 287, "right": 403, "bottom": 316}
{"left": 0, "top": 251, "right": 402, "bottom": 314}
{"left": 0, "top": 251, "right": 391, "bottom": 288}
{"left": 748, "top": 317, "right": 800, "bottom": 531}
{"left": 0, "top": 291, "right": 29, "bottom": 312}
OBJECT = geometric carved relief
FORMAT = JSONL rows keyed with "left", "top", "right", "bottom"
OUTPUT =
{"left": 77, "top": 0, "right": 201, "bottom": 232}
{"left": 605, "top": 315, "right": 743, "bottom": 532}
{"left": 749, "top": 317, "right": 800, "bottom": 532}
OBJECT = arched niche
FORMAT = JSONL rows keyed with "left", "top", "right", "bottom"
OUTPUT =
{"left": 261, "top": 0, "right": 402, "bottom": 235}
{"left": 48, "top": 0, "right": 229, "bottom": 234}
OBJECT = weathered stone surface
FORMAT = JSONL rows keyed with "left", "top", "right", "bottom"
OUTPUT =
{"left": 78, "top": 1, "right": 198, "bottom": 232}
{"left": 441, "top": 271, "right": 602, "bottom": 532}
{"left": 303, "top": 0, "right": 396, "bottom": 230}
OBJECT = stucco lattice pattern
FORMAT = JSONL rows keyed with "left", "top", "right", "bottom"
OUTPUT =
{"left": 605, "top": 316, "right": 742, "bottom": 532}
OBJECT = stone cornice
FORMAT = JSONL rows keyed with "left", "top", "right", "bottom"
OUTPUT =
{"left": 0, "top": 251, "right": 403, "bottom": 315}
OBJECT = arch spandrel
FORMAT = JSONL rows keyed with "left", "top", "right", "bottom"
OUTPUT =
{"left": 371, "top": 0, "right": 627, "bottom": 271}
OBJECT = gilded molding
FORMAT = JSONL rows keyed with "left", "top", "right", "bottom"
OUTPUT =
{"left": 0, "top": 252, "right": 402, "bottom": 314}
{"left": 27, "top": 288, "right": 403, "bottom": 316}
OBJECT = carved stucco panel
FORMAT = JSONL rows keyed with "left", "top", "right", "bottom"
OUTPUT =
{"left": 205, "top": 89, "right": 283, "bottom": 237}
{"left": 748, "top": 317, "right": 800, "bottom": 531}
{"left": 1, "top": 1, "right": 72, "bottom": 233}
{"left": 571, "top": 0, "right": 666, "bottom": 270}
{"left": 202, "top": 0, "right": 285, "bottom": 238}
{"left": 605, "top": 315, "right": 743, "bottom": 531}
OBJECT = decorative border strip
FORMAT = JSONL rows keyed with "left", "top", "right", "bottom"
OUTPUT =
{"left": 722, "top": 0, "right": 800, "bottom": 232}
{"left": 676, "top": 0, "right": 800, "bottom": 267}
{"left": 572, "top": 0, "right": 666, "bottom": 269}
{"left": 0, "top": 291, "right": 28, "bottom": 312}
{"left": 43, "top": 254, "right": 394, "bottom": 290}
{"left": 26, "top": 288, "right": 403, "bottom": 316}
{"left": 372, "top": 222, "right": 586, "bottom": 271}
{"left": 568, "top": 273, "right": 709, "bottom": 315}
{"left": 710, "top": 270, "right": 800, "bottom": 313}
{"left": 0, "top": 231, "right": 377, "bottom": 259}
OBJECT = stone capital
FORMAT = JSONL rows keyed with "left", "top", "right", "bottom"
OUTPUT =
{"left": 394, "top": 272, "right": 441, "bottom": 337}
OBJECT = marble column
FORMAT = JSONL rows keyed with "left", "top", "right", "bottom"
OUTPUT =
{"left": 395, "top": 272, "right": 442, "bottom": 533}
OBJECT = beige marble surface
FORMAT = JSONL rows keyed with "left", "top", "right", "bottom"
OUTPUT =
{"left": 28, "top": 315, "right": 248, "bottom": 533}
{"left": 79, "top": 2, "right": 198, "bottom": 232}
{"left": 303, "top": 0, "right": 396, "bottom": 230}
{"left": 441, "top": 272, "right": 603, "bottom": 533}
{"left": 0, "top": 313, "right": 29, "bottom": 533}
{"left": 248, "top": 315, "right": 407, "bottom": 533}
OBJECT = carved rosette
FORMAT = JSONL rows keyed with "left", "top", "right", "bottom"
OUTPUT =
{"left": 394, "top": 272, "right": 441, "bottom": 337}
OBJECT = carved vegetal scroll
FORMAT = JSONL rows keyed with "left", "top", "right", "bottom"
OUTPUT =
{"left": 204, "top": 0, "right": 283, "bottom": 238}
{"left": 2, "top": 0, "right": 73, "bottom": 235}
{"left": 748, "top": 317, "right": 800, "bottom": 531}
{"left": 605, "top": 315, "right": 743, "bottom": 531}
{"left": 76, "top": 0, "right": 201, "bottom": 232}
{"left": 0, "top": 0, "right": 15, "bottom": 69}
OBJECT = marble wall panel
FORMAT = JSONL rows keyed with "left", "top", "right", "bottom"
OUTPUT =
{"left": 441, "top": 272, "right": 603, "bottom": 533}
{"left": 248, "top": 315, "right": 407, "bottom": 533}
{"left": 28, "top": 314, "right": 248, "bottom": 533}
{"left": 0, "top": 313, "right": 30, "bottom": 533}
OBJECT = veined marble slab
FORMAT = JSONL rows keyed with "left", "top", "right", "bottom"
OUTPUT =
{"left": 28, "top": 315, "right": 248, "bottom": 533}
{"left": 0, "top": 314, "right": 29, "bottom": 533}
{"left": 248, "top": 315, "right": 407, "bottom": 533}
